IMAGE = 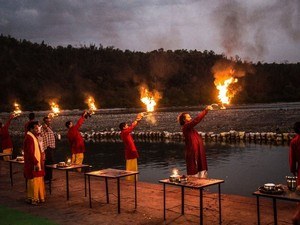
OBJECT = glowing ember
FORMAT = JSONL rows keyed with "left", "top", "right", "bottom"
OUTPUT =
{"left": 13, "top": 102, "right": 22, "bottom": 116}
{"left": 216, "top": 77, "right": 238, "bottom": 107}
{"left": 49, "top": 102, "right": 60, "bottom": 117}
{"left": 140, "top": 87, "right": 160, "bottom": 112}
{"left": 86, "top": 96, "right": 97, "bottom": 114}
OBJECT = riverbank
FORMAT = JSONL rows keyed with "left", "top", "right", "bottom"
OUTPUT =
{"left": 0, "top": 160, "right": 297, "bottom": 225}
{"left": 2, "top": 102, "right": 300, "bottom": 139}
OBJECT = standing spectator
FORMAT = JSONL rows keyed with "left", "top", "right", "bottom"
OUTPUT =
{"left": 0, "top": 114, "right": 17, "bottom": 161}
{"left": 66, "top": 111, "right": 87, "bottom": 170}
{"left": 23, "top": 121, "right": 45, "bottom": 205}
{"left": 24, "top": 112, "right": 35, "bottom": 135}
{"left": 178, "top": 105, "right": 212, "bottom": 177}
{"left": 40, "top": 116, "right": 56, "bottom": 182}
{"left": 289, "top": 122, "right": 300, "bottom": 224}
{"left": 289, "top": 122, "right": 300, "bottom": 183}
{"left": 119, "top": 113, "right": 144, "bottom": 181}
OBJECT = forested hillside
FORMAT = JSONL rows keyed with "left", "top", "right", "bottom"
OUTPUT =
{"left": 1, "top": 35, "right": 299, "bottom": 111}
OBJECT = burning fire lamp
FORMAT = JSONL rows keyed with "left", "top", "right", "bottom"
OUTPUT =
{"left": 16, "top": 149, "right": 24, "bottom": 161}
{"left": 215, "top": 77, "right": 238, "bottom": 109}
{"left": 85, "top": 96, "right": 97, "bottom": 118}
{"left": 13, "top": 102, "right": 22, "bottom": 117}
{"left": 169, "top": 168, "right": 181, "bottom": 182}
{"left": 139, "top": 87, "right": 161, "bottom": 114}
{"left": 141, "top": 96, "right": 156, "bottom": 114}
{"left": 65, "top": 157, "right": 72, "bottom": 166}
{"left": 49, "top": 102, "right": 60, "bottom": 118}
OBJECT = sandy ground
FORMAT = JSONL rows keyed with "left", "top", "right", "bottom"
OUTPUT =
{"left": 0, "top": 160, "right": 297, "bottom": 225}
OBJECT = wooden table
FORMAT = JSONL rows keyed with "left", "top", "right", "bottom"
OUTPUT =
{"left": 85, "top": 168, "right": 139, "bottom": 213}
{"left": 46, "top": 164, "right": 91, "bottom": 200}
{"left": 253, "top": 186, "right": 300, "bottom": 225}
{"left": 159, "top": 177, "right": 224, "bottom": 225}
{"left": 7, "top": 159, "right": 25, "bottom": 186}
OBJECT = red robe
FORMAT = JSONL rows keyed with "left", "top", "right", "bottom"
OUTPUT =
{"left": 182, "top": 110, "right": 208, "bottom": 175}
{"left": 67, "top": 116, "right": 85, "bottom": 154}
{"left": 23, "top": 132, "right": 44, "bottom": 179}
{"left": 120, "top": 122, "right": 139, "bottom": 160}
{"left": 0, "top": 117, "right": 13, "bottom": 149}
{"left": 289, "top": 134, "right": 300, "bottom": 184}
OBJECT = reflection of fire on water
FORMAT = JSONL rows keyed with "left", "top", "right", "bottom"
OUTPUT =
{"left": 86, "top": 96, "right": 97, "bottom": 114}
{"left": 49, "top": 102, "right": 60, "bottom": 117}
{"left": 13, "top": 102, "right": 22, "bottom": 116}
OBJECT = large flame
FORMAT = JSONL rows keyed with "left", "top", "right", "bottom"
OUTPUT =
{"left": 49, "top": 102, "right": 60, "bottom": 117}
{"left": 216, "top": 77, "right": 238, "bottom": 105}
{"left": 140, "top": 87, "right": 160, "bottom": 112}
{"left": 213, "top": 66, "right": 238, "bottom": 109}
{"left": 141, "top": 96, "right": 156, "bottom": 112}
{"left": 212, "top": 60, "right": 247, "bottom": 109}
{"left": 86, "top": 96, "right": 97, "bottom": 114}
{"left": 13, "top": 102, "right": 22, "bottom": 116}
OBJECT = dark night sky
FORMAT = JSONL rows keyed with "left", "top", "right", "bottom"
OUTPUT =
{"left": 1, "top": 0, "right": 299, "bottom": 63}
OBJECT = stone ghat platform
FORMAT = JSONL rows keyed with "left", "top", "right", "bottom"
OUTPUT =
{"left": 0, "top": 160, "right": 298, "bottom": 224}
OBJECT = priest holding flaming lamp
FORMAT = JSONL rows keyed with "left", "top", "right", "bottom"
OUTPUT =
{"left": 119, "top": 112, "right": 144, "bottom": 181}
{"left": 65, "top": 111, "right": 88, "bottom": 171}
{"left": 0, "top": 113, "right": 18, "bottom": 161}
{"left": 178, "top": 105, "right": 213, "bottom": 178}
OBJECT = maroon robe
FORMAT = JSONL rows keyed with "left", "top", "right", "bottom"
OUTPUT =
{"left": 289, "top": 134, "right": 300, "bottom": 184}
{"left": 182, "top": 109, "right": 208, "bottom": 175}
{"left": 0, "top": 117, "right": 13, "bottom": 149}
{"left": 120, "top": 122, "right": 139, "bottom": 160}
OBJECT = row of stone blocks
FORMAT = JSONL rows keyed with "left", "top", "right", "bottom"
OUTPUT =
{"left": 82, "top": 130, "right": 296, "bottom": 143}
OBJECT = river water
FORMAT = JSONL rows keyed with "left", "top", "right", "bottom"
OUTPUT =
{"left": 12, "top": 137, "right": 290, "bottom": 197}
